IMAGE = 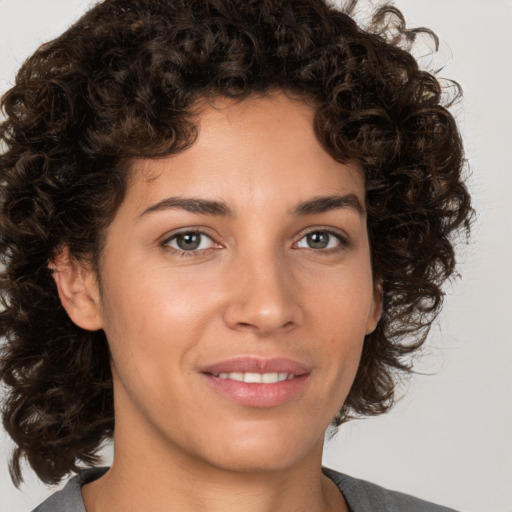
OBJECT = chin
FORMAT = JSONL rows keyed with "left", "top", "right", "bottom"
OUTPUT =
{"left": 195, "top": 419, "right": 324, "bottom": 474}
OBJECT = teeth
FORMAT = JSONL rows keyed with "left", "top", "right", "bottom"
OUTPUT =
{"left": 261, "top": 373, "right": 278, "bottom": 383}
{"left": 244, "top": 372, "right": 262, "bottom": 383}
{"left": 215, "top": 372, "right": 294, "bottom": 383}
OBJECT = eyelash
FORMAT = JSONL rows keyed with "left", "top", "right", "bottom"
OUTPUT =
{"left": 162, "top": 230, "right": 218, "bottom": 258}
{"left": 161, "top": 228, "right": 350, "bottom": 258}
{"left": 295, "top": 228, "right": 350, "bottom": 253}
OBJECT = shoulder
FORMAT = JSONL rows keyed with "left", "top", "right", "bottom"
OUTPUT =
{"left": 32, "top": 466, "right": 459, "bottom": 512}
{"left": 31, "top": 467, "right": 108, "bottom": 512}
{"left": 323, "top": 467, "right": 460, "bottom": 512}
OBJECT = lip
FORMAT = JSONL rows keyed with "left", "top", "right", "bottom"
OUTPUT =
{"left": 200, "top": 357, "right": 311, "bottom": 408}
{"left": 201, "top": 356, "right": 310, "bottom": 376}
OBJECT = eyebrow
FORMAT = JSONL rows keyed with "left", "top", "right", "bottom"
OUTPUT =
{"left": 139, "top": 197, "right": 233, "bottom": 218}
{"left": 290, "top": 194, "right": 364, "bottom": 216}
{"left": 138, "top": 193, "right": 364, "bottom": 219}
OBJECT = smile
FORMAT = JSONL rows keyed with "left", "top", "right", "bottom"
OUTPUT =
{"left": 213, "top": 372, "right": 295, "bottom": 383}
{"left": 201, "top": 357, "right": 310, "bottom": 407}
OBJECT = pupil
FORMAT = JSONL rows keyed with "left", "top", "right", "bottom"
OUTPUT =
{"left": 307, "top": 232, "right": 328, "bottom": 249}
{"left": 177, "top": 233, "right": 201, "bottom": 250}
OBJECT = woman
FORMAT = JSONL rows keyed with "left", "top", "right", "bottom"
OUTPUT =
{"left": 0, "top": 0, "right": 472, "bottom": 510}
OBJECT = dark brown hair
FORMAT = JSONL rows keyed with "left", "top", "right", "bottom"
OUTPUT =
{"left": 0, "top": 0, "right": 472, "bottom": 486}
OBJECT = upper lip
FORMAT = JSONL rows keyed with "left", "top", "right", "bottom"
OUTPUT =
{"left": 200, "top": 357, "right": 311, "bottom": 376}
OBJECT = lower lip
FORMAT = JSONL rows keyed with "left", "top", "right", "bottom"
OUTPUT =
{"left": 202, "top": 374, "right": 309, "bottom": 407}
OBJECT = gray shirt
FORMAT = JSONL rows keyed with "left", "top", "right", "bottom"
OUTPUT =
{"left": 32, "top": 466, "right": 459, "bottom": 511}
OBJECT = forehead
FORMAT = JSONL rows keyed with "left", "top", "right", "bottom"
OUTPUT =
{"left": 123, "top": 93, "right": 365, "bottom": 216}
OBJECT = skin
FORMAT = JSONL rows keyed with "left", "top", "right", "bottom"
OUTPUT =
{"left": 55, "top": 92, "right": 381, "bottom": 512}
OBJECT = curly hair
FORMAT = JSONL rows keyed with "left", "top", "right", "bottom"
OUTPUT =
{"left": 0, "top": 0, "right": 472, "bottom": 486}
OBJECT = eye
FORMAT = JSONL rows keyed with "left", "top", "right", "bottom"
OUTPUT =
{"left": 295, "top": 230, "right": 346, "bottom": 251}
{"left": 164, "top": 231, "right": 216, "bottom": 252}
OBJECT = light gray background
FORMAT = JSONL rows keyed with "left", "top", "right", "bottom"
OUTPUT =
{"left": 1, "top": 1, "right": 511, "bottom": 511}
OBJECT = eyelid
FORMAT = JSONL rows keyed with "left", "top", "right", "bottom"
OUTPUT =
{"left": 293, "top": 226, "right": 350, "bottom": 250}
{"left": 158, "top": 225, "right": 350, "bottom": 257}
{"left": 160, "top": 228, "right": 223, "bottom": 256}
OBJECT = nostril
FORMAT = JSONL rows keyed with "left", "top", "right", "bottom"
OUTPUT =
{"left": 238, "top": 322, "right": 255, "bottom": 330}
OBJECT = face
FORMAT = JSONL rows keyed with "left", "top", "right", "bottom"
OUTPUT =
{"left": 83, "top": 93, "right": 381, "bottom": 474}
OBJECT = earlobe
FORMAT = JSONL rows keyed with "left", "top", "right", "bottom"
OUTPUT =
{"left": 50, "top": 247, "right": 103, "bottom": 331}
{"left": 366, "top": 283, "right": 383, "bottom": 335}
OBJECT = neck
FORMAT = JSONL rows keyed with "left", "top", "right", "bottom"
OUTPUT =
{"left": 82, "top": 431, "right": 346, "bottom": 512}
{"left": 82, "top": 386, "right": 348, "bottom": 512}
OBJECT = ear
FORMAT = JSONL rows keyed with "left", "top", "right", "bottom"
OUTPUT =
{"left": 50, "top": 247, "right": 103, "bottom": 331}
{"left": 365, "top": 283, "right": 383, "bottom": 335}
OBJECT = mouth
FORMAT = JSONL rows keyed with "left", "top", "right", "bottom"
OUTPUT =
{"left": 200, "top": 357, "right": 310, "bottom": 407}
{"left": 211, "top": 371, "right": 296, "bottom": 383}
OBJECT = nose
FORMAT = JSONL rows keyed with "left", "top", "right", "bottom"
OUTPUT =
{"left": 223, "top": 250, "right": 303, "bottom": 336}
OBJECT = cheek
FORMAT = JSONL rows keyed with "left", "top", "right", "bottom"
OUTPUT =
{"left": 100, "top": 260, "right": 226, "bottom": 381}
{"left": 308, "top": 267, "right": 375, "bottom": 331}
{"left": 304, "top": 267, "right": 374, "bottom": 375}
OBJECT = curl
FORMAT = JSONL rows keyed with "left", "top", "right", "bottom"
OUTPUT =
{"left": 0, "top": 0, "right": 473, "bottom": 485}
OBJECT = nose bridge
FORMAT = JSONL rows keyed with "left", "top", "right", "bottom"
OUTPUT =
{"left": 223, "top": 241, "right": 301, "bottom": 335}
